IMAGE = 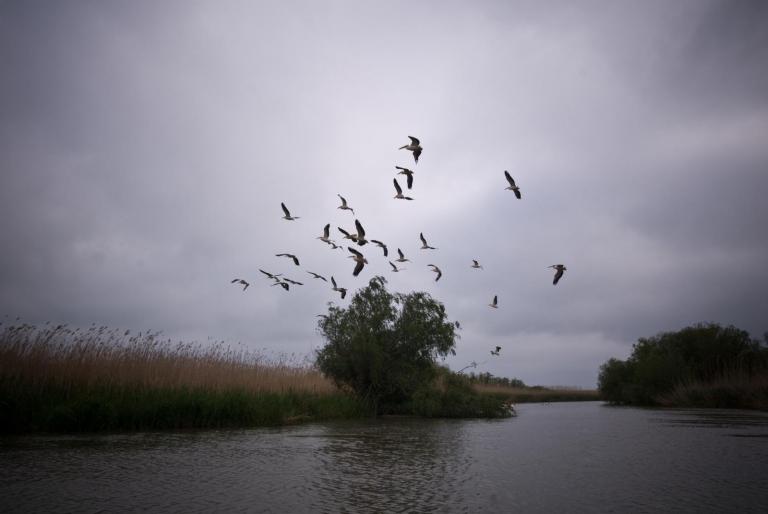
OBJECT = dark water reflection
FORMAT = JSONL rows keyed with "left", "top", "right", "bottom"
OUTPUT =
{"left": 2, "top": 402, "right": 767, "bottom": 513}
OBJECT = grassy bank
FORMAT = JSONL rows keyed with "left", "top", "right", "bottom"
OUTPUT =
{"left": 0, "top": 323, "right": 370, "bottom": 433}
{"left": 473, "top": 383, "right": 601, "bottom": 403}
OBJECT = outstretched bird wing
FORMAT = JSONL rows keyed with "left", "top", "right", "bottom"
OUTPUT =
{"left": 355, "top": 219, "right": 365, "bottom": 238}
{"left": 504, "top": 171, "right": 515, "bottom": 187}
{"left": 353, "top": 260, "right": 365, "bottom": 277}
{"left": 393, "top": 178, "right": 403, "bottom": 195}
{"left": 406, "top": 173, "right": 413, "bottom": 189}
{"left": 408, "top": 136, "right": 420, "bottom": 146}
{"left": 323, "top": 223, "right": 330, "bottom": 238}
{"left": 412, "top": 147, "right": 421, "bottom": 163}
{"left": 348, "top": 246, "right": 363, "bottom": 258}
{"left": 281, "top": 202, "right": 290, "bottom": 217}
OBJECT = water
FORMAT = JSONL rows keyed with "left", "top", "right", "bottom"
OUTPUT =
{"left": 2, "top": 402, "right": 767, "bottom": 513}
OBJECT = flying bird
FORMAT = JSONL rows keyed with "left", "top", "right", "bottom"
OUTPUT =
{"left": 317, "top": 223, "right": 333, "bottom": 244}
{"left": 338, "top": 219, "right": 368, "bottom": 246}
{"left": 393, "top": 178, "right": 414, "bottom": 200}
{"left": 331, "top": 276, "right": 347, "bottom": 299}
{"left": 489, "top": 295, "right": 498, "bottom": 309}
{"left": 337, "top": 194, "right": 355, "bottom": 215}
{"left": 504, "top": 171, "right": 522, "bottom": 199}
{"left": 395, "top": 166, "right": 414, "bottom": 189}
{"left": 281, "top": 202, "right": 300, "bottom": 220}
{"left": 427, "top": 264, "right": 442, "bottom": 282}
{"left": 347, "top": 247, "right": 368, "bottom": 277}
{"left": 389, "top": 261, "right": 406, "bottom": 272}
{"left": 490, "top": 346, "right": 502, "bottom": 356}
{"left": 371, "top": 239, "right": 388, "bottom": 257}
{"left": 276, "top": 253, "right": 300, "bottom": 266}
{"left": 549, "top": 264, "right": 567, "bottom": 285}
{"left": 471, "top": 260, "right": 483, "bottom": 269}
{"left": 395, "top": 248, "right": 410, "bottom": 263}
{"left": 399, "top": 136, "right": 422, "bottom": 164}
{"left": 259, "top": 269, "right": 282, "bottom": 281}
{"left": 420, "top": 232, "right": 437, "bottom": 250}
{"left": 271, "top": 281, "right": 290, "bottom": 291}
{"left": 230, "top": 278, "right": 250, "bottom": 291}
{"left": 307, "top": 271, "right": 328, "bottom": 282}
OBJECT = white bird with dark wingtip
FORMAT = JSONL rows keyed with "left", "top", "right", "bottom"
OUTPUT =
{"left": 271, "top": 280, "right": 290, "bottom": 291}
{"left": 337, "top": 194, "right": 355, "bottom": 215}
{"left": 420, "top": 232, "right": 437, "bottom": 250}
{"left": 399, "top": 136, "right": 422, "bottom": 164}
{"left": 281, "top": 202, "right": 300, "bottom": 220}
{"left": 395, "top": 248, "right": 410, "bottom": 263}
{"left": 395, "top": 166, "right": 414, "bottom": 189}
{"left": 371, "top": 239, "right": 388, "bottom": 257}
{"left": 307, "top": 271, "right": 328, "bottom": 282}
{"left": 389, "top": 261, "right": 406, "bottom": 272}
{"left": 230, "top": 278, "right": 250, "bottom": 291}
{"left": 258, "top": 269, "right": 282, "bottom": 281}
{"left": 276, "top": 253, "right": 300, "bottom": 266}
{"left": 504, "top": 171, "right": 522, "bottom": 199}
{"left": 489, "top": 295, "right": 498, "bottom": 309}
{"left": 393, "top": 178, "right": 414, "bottom": 200}
{"left": 347, "top": 247, "right": 368, "bottom": 277}
{"left": 338, "top": 219, "right": 368, "bottom": 246}
{"left": 549, "top": 264, "right": 567, "bottom": 285}
{"left": 471, "top": 260, "right": 483, "bottom": 269}
{"left": 330, "top": 276, "right": 347, "bottom": 299}
{"left": 317, "top": 223, "right": 333, "bottom": 244}
{"left": 427, "top": 264, "right": 442, "bottom": 282}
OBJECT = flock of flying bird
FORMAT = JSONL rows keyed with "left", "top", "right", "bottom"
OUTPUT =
{"left": 231, "top": 136, "right": 567, "bottom": 357}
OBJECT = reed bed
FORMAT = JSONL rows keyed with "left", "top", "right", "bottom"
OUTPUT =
{"left": 473, "top": 383, "right": 601, "bottom": 403}
{"left": 657, "top": 370, "right": 768, "bottom": 410}
{"left": 0, "top": 323, "right": 369, "bottom": 433}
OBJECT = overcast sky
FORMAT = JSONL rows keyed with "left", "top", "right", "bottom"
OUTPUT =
{"left": 2, "top": 0, "right": 767, "bottom": 387}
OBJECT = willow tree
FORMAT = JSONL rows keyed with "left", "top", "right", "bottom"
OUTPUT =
{"left": 315, "top": 276, "right": 457, "bottom": 413}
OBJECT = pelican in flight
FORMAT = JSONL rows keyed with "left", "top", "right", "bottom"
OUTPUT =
{"left": 276, "top": 253, "right": 300, "bottom": 266}
{"left": 393, "top": 178, "right": 414, "bottom": 200}
{"left": 549, "top": 264, "right": 567, "bottom": 285}
{"left": 427, "top": 264, "right": 442, "bottom": 282}
{"left": 399, "top": 136, "right": 422, "bottom": 164}
{"left": 338, "top": 219, "right": 368, "bottom": 246}
{"left": 317, "top": 223, "right": 333, "bottom": 244}
{"left": 504, "top": 171, "right": 522, "bottom": 199}
{"left": 328, "top": 241, "right": 344, "bottom": 250}
{"left": 420, "top": 232, "right": 437, "bottom": 250}
{"left": 337, "top": 194, "right": 355, "bottom": 215}
{"left": 371, "top": 239, "right": 388, "bottom": 257}
{"left": 489, "top": 295, "right": 498, "bottom": 309}
{"left": 389, "top": 261, "right": 406, "bottom": 272}
{"left": 230, "top": 278, "right": 250, "bottom": 291}
{"left": 259, "top": 269, "right": 282, "bottom": 281}
{"left": 471, "top": 260, "right": 483, "bottom": 269}
{"left": 395, "top": 166, "right": 414, "bottom": 189}
{"left": 395, "top": 248, "right": 410, "bottom": 263}
{"left": 307, "top": 271, "right": 328, "bottom": 282}
{"left": 281, "top": 202, "right": 300, "bottom": 220}
{"left": 490, "top": 346, "right": 501, "bottom": 356}
{"left": 331, "top": 276, "right": 347, "bottom": 299}
{"left": 347, "top": 247, "right": 368, "bottom": 277}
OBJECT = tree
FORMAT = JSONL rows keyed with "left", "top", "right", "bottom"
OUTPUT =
{"left": 315, "top": 276, "right": 458, "bottom": 413}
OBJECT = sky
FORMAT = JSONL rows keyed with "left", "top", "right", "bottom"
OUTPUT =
{"left": 1, "top": 0, "right": 767, "bottom": 388}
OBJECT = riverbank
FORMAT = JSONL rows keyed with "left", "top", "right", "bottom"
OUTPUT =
{"left": 656, "top": 372, "right": 768, "bottom": 410}
{"left": 0, "top": 323, "right": 371, "bottom": 433}
{"left": 473, "top": 383, "right": 601, "bottom": 403}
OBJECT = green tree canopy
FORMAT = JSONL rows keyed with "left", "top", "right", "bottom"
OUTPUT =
{"left": 315, "top": 276, "right": 458, "bottom": 412}
{"left": 598, "top": 323, "right": 767, "bottom": 405}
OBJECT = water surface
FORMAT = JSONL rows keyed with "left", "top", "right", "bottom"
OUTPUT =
{"left": 2, "top": 402, "right": 767, "bottom": 513}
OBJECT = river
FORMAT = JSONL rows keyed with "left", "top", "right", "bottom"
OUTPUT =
{"left": 2, "top": 402, "right": 767, "bottom": 513}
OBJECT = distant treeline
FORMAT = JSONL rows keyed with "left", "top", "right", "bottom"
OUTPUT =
{"left": 466, "top": 372, "right": 527, "bottom": 389}
{"left": 598, "top": 323, "right": 768, "bottom": 409}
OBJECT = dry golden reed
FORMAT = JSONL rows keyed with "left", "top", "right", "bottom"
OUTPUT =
{"left": 0, "top": 322, "right": 337, "bottom": 394}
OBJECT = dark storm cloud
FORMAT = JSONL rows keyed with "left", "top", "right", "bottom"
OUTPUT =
{"left": 1, "top": 0, "right": 767, "bottom": 387}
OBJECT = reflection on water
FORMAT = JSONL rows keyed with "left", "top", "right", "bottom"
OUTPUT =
{"left": 1, "top": 403, "right": 767, "bottom": 513}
